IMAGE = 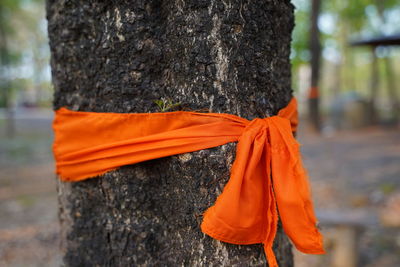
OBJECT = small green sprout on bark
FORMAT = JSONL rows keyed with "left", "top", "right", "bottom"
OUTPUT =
{"left": 154, "top": 98, "right": 181, "bottom": 112}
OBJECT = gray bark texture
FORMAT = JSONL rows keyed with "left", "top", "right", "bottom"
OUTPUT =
{"left": 47, "top": 0, "right": 295, "bottom": 266}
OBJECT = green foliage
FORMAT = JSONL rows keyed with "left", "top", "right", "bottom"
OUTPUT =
{"left": 291, "top": 0, "right": 400, "bottom": 69}
{"left": 154, "top": 98, "right": 181, "bottom": 112}
{"left": 380, "top": 183, "right": 397, "bottom": 195}
{"left": 0, "top": 0, "right": 50, "bottom": 108}
{"left": 291, "top": 8, "right": 311, "bottom": 66}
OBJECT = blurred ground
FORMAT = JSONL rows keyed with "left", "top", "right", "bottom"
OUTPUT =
{"left": 296, "top": 124, "right": 400, "bottom": 267}
{"left": 0, "top": 110, "right": 399, "bottom": 266}
{"left": 0, "top": 109, "right": 60, "bottom": 267}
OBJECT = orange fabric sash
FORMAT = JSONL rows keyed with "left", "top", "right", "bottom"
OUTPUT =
{"left": 53, "top": 98, "right": 324, "bottom": 266}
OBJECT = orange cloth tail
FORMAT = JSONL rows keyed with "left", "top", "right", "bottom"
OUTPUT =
{"left": 269, "top": 116, "right": 325, "bottom": 254}
{"left": 264, "top": 243, "right": 278, "bottom": 267}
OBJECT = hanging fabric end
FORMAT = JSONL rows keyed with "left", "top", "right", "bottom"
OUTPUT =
{"left": 264, "top": 242, "right": 278, "bottom": 267}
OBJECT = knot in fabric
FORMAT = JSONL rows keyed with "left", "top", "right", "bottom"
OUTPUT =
{"left": 242, "top": 117, "right": 269, "bottom": 134}
{"left": 202, "top": 114, "right": 321, "bottom": 267}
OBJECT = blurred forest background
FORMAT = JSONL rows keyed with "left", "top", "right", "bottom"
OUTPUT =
{"left": 0, "top": 0, "right": 399, "bottom": 266}
{"left": 1, "top": 0, "right": 50, "bottom": 110}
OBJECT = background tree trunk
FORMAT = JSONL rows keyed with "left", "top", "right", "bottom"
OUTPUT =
{"left": 308, "top": 0, "right": 321, "bottom": 132}
{"left": 0, "top": 5, "right": 16, "bottom": 138}
{"left": 47, "top": 0, "right": 295, "bottom": 266}
{"left": 368, "top": 47, "right": 378, "bottom": 125}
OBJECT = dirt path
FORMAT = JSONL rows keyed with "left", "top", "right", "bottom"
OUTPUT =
{"left": 296, "top": 127, "right": 400, "bottom": 267}
{"left": 0, "top": 114, "right": 60, "bottom": 266}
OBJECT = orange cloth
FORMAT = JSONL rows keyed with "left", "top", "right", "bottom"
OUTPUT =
{"left": 53, "top": 98, "right": 324, "bottom": 266}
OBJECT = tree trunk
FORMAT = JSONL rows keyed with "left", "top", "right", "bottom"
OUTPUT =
{"left": 309, "top": 0, "right": 321, "bottom": 131}
{"left": 368, "top": 47, "right": 379, "bottom": 124}
{"left": 0, "top": 6, "right": 16, "bottom": 138}
{"left": 384, "top": 56, "right": 399, "bottom": 124}
{"left": 47, "top": 0, "right": 295, "bottom": 266}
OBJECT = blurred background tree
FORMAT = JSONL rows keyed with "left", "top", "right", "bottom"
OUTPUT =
{"left": 292, "top": 0, "right": 400, "bottom": 130}
{"left": 0, "top": 0, "right": 51, "bottom": 137}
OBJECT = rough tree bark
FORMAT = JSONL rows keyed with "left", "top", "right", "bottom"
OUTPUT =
{"left": 47, "top": 0, "right": 295, "bottom": 266}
